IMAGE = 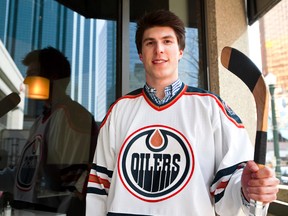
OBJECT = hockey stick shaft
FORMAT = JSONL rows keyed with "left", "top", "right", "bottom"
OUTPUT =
{"left": 221, "top": 47, "right": 269, "bottom": 216}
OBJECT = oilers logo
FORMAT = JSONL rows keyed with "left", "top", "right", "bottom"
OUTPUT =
{"left": 118, "top": 125, "right": 194, "bottom": 202}
{"left": 16, "top": 135, "right": 42, "bottom": 190}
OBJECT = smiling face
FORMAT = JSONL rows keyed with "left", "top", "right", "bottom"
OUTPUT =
{"left": 139, "top": 26, "right": 183, "bottom": 87}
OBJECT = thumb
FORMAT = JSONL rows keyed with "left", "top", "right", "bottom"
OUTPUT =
{"left": 243, "top": 160, "right": 259, "bottom": 176}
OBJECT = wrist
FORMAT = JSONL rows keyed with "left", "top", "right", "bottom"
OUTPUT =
{"left": 241, "top": 187, "right": 250, "bottom": 208}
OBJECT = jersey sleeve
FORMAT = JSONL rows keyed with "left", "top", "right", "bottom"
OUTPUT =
{"left": 209, "top": 100, "right": 258, "bottom": 215}
{"left": 86, "top": 111, "right": 115, "bottom": 216}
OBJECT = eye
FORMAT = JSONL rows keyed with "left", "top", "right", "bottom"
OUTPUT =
{"left": 164, "top": 40, "right": 173, "bottom": 44}
{"left": 145, "top": 41, "right": 154, "bottom": 46}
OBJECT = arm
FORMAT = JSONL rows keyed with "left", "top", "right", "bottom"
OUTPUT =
{"left": 86, "top": 113, "right": 116, "bottom": 216}
{"left": 211, "top": 104, "right": 279, "bottom": 215}
{"left": 210, "top": 100, "right": 254, "bottom": 215}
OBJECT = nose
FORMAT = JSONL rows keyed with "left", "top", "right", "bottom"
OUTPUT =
{"left": 155, "top": 42, "right": 164, "bottom": 54}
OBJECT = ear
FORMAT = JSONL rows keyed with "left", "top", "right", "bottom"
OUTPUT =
{"left": 178, "top": 49, "right": 184, "bottom": 61}
{"left": 139, "top": 53, "right": 143, "bottom": 61}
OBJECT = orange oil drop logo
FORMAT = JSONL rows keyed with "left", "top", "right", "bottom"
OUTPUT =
{"left": 150, "top": 129, "right": 163, "bottom": 148}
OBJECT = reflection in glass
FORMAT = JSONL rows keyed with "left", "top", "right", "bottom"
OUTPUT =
{"left": 0, "top": 1, "right": 115, "bottom": 215}
{"left": 0, "top": 1, "right": 116, "bottom": 122}
{"left": 23, "top": 76, "right": 50, "bottom": 100}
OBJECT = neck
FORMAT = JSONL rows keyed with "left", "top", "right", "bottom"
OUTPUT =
{"left": 146, "top": 78, "right": 178, "bottom": 100}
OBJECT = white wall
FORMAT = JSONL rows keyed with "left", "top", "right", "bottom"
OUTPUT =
{"left": 0, "top": 40, "right": 25, "bottom": 129}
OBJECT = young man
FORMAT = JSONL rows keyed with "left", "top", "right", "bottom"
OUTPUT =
{"left": 86, "top": 10, "right": 279, "bottom": 216}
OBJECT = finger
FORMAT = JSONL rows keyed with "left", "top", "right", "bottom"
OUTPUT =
{"left": 251, "top": 167, "right": 276, "bottom": 179}
{"left": 243, "top": 161, "right": 259, "bottom": 175}
{"left": 247, "top": 184, "right": 279, "bottom": 204}
{"left": 247, "top": 184, "right": 279, "bottom": 195}
{"left": 248, "top": 177, "right": 280, "bottom": 187}
{"left": 248, "top": 191, "right": 278, "bottom": 204}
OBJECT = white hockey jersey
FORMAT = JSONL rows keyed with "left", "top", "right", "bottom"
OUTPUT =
{"left": 86, "top": 84, "right": 255, "bottom": 216}
{"left": 14, "top": 95, "right": 97, "bottom": 212}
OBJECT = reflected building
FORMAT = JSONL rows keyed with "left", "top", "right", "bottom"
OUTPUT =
{"left": 0, "top": 0, "right": 200, "bottom": 127}
{"left": 260, "top": 0, "right": 288, "bottom": 141}
{"left": 0, "top": 0, "right": 116, "bottom": 125}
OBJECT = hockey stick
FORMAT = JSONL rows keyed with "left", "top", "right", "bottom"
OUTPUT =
{"left": 221, "top": 46, "right": 269, "bottom": 216}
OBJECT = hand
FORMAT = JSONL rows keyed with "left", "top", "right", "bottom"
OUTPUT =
{"left": 241, "top": 160, "right": 280, "bottom": 204}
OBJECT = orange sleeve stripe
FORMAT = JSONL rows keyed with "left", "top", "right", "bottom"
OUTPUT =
{"left": 89, "top": 174, "right": 110, "bottom": 188}
{"left": 210, "top": 181, "right": 229, "bottom": 196}
{"left": 216, "top": 181, "right": 229, "bottom": 190}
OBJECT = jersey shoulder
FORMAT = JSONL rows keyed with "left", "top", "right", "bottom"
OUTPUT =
{"left": 185, "top": 86, "right": 243, "bottom": 125}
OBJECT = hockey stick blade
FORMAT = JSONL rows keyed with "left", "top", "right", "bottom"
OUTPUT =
{"left": 221, "top": 46, "right": 269, "bottom": 165}
{"left": 221, "top": 46, "right": 270, "bottom": 216}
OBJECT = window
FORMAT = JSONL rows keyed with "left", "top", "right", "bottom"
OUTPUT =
{"left": 258, "top": 0, "right": 288, "bottom": 185}
{"left": 129, "top": 0, "right": 207, "bottom": 90}
{"left": 247, "top": 0, "right": 281, "bottom": 25}
{"left": 0, "top": 0, "right": 206, "bottom": 214}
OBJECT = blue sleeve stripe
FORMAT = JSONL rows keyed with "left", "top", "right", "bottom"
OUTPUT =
{"left": 214, "top": 190, "right": 225, "bottom": 203}
{"left": 212, "top": 162, "right": 246, "bottom": 184}
{"left": 92, "top": 164, "right": 113, "bottom": 178}
{"left": 87, "top": 187, "right": 108, "bottom": 195}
